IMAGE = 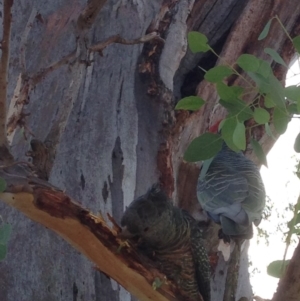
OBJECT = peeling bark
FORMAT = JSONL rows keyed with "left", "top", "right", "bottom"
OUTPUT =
{"left": 0, "top": 0, "right": 300, "bottom": 300}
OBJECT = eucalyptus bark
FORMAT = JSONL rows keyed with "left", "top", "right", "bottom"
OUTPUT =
{"left": 0, "top": 1, "right": 299, "bottom": 301}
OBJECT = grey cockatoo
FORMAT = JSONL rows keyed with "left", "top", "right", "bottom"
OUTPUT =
{"left": 197, "top": 139, "right": 266, "bottom": 240}
{"left": 120, "top": 184, "right": 211, "bottom": 301}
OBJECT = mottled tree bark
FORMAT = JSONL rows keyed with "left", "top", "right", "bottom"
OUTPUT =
{"left": 0, "top": 0, "right": 299, "bottom": 301}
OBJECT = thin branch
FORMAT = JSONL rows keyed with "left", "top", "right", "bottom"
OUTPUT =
{"left": 89, "top": 32, "right": 164, "bottom": 53}
{"left": 0, "top": 0, "right": 13, "bottom": 148}
{"left": 30, "top": 50, "right": 76, "bottom": 86}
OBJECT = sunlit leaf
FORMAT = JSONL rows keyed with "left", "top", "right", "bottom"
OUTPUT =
{"left": 273, "top": 107, "right": 289, "bottom": 134}
{"left": 188, "top": 32, "right": 210, "bottom": 53}
{"left": 251, "top": 139, "right": 268, "bottom": 167}
{"left": 264, "top": 48, "right": 287, "bottom": 67}
{"left": 175, "top": 96, "right": 205, "bottom": 111}
{"left": 233, "top": 122, "right": 246, "bottom": 150}
{"left": 267, "top": 260, "right": 290, "bottom": 278}
{"left": 204, "top": 66, "right": 233, "bottom": 82}
{"left": 237, "top": 54, "right": 260, "bottom": 72}
{"left": 184, "top": 133, "right": 223, "bottom": 162}
{"left": 0, "top": 244, "right": 7, "bottom": 261}
{"left": 258, "top": 19, "right": 273, "bottom": 40}
{"left": 0, "top": 224, "right": 12, "bottom": 244}
{"left": 253, "top": 108, "right": 270, "bottom": 124}
{"left": 294, "top": 133, "right": 300, "bottom": 153}
{"left": 292, "top": 36, "right": 300, "bottom": 53}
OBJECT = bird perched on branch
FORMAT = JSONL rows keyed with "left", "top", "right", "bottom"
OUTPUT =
{"left": 197, "top": 122, "right": 266, "bottom": 242}
{"left": 120, "top": 184, "right": 211, "bottom": 301}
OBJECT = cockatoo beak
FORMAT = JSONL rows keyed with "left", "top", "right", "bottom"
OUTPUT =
{"left": 118, "top": 226, "right": 135, "bottom": 239}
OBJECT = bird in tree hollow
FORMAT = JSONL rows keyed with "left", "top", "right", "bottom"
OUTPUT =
{"left": 120, "top": 184, "right": 211, "bottom": 301}
{"left": 197, "top": 120, "right": 266, "bottom": 244}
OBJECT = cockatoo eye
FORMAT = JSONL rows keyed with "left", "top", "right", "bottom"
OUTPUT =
{"left": 143, "top": 227, "right": 149, "bottom": 232}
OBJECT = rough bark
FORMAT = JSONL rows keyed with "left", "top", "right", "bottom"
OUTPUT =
{"left": 0, "top": 0, "right": 299, "bottom": 301}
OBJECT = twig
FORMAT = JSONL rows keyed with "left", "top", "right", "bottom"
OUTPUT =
{"left": 30, "top": 50, "right": 76, "bottom": 86}
{"left": 89, "top": 32, "right": 163, "bottom": 53}
{"left": 0, "top": 0, "right": 13, "bottom": 147}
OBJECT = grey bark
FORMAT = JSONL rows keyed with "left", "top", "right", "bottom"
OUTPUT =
{"left": 0, "top": 0, "right": 299, "bottom": 301}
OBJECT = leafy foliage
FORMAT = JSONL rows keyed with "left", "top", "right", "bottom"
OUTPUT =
{"left": 184, "top": 133, "right": 223, "bottom": 162}
{"left": 267, "top": 260, "right": 290, "bottom": 278}
{"left": 175, "top": 25, "right": 300, "bottom": 162}
{"left": 175, "top": 96, "right": 205, "bottom": 111}
{"left": 187, "top": 32, "right": 210, "bottom": 53}
{"left": 258, "top": 18, "right": 273, "bottom": 40}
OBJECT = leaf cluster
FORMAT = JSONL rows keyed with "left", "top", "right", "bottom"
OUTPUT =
{"left": 175, "top": 17, "right": 300, "bottom": 165}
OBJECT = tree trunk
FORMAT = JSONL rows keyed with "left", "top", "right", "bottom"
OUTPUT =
{"left": 0, "top": 0, "right": 299, "bottom": 301}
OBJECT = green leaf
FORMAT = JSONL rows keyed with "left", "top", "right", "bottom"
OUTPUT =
{"left": 216, "top": 82, "right": 244, "bottom": 101}
{"left": 219, "top": 99, "right": 253, "bottom": 122}
{"left": 251, "top": 139, "right": 268, "bottom": 167}
{"left": 188, "top": 32, "right": 210, "bottom": 53}
{"left": 0, "top": 178, "right": 6, "bottom": 192}
{"left": 221, "top": 118, "right": 240, "bottom": 152}
{"left": 0, "top": 224, "right": 12, "bottom": 244}
{"left": 265, "top": 123, "right": 276, "bottom": 140}
{"left": 258, "top": 19, "right": 273, "bottom": 40}
{"left": 269, "top": 75, "right": 286, "bottom": 108}
{"left": 0, "top": 244, "right": 7, "bottom": 261}
{"left": 273, "top": 107, "right": 289, "bottom": 134}
{"left": 287, "top": 103, "right": 298, "bottom": 114}
{"left": 264, "top": 48, "right": 287, "bottom": 67}
{"left": 204, "top": 66, "right": 233, "bottom": 83}
{"left": 284, "top": 85, "right": 300, "bottom": 102}
{"left": 297, "top": 99, "right": 300, "bottom": 114}
{"left": 257, "top": 59, "right": 272, "bottom": 78}
{"left": 292, "top": 36, "right": 300, "bottom": 53}
{"left": 175, "top": 96, "right": 205, "bottom": 111}
{"left": 237, "top": 54, "right": 260, "bottom": 72}
{"left": 294, "top": 133, "right": 300, "bottom": 153}
{"left": 264, "top": 94, "right": 275, "bottom": 108}
{"left": 248, "top": 72, "right": 271, "bottom": 94}
{"left": 267, "top": 260, "right": 290, "bottom": 278}
{"left": 253, "top": 108, "right": 270, "bottom": 124}
{"left": 233, "top": 122, "right": 246, "bottom": 150}
{"left": 184, "top": 133, "right": 223, "bottom": 162}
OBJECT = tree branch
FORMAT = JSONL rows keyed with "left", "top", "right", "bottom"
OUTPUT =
{"left": 89, "top": 32, "right": 163, "bottom": 53}
{"left": 272, "top": 240, "right": 300, "bottom": 301}
{"left": 0, "top": 163, "right": 194, "bottom": 301}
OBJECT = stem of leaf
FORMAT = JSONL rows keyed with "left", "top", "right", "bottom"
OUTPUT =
{"left": 275, "top": 15, "right": 293, "bottom": 43}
